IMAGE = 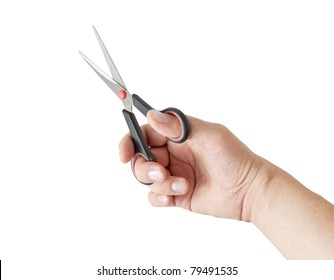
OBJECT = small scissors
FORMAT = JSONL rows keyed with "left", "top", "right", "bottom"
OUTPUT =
{"left": 79, "top": 26, "right": 190, "bottom": 183}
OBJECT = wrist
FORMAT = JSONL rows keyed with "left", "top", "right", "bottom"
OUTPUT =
{"left": 241, "top": 156, "right": 279, "bottom": 223}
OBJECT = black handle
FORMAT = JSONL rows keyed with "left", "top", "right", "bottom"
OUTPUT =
{"left": 122, "top": 109, "right": 155, "bottom": 162}
{"left": 132, "top": 94, "right": 153, "bottom": 116}
{"left": 161, "top": 107, "right": 190, "bottom": 143}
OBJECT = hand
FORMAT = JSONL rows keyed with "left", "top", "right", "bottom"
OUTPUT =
{"left": 119, "top": 110, "right": 263, "bottom": 221}
{"left": 119, "top": 110, "right": 334, "bottom": 258}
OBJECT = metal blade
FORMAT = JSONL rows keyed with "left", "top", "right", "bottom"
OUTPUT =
{"left": 92, "top": 26, "right": 127, "bottom": 90}
{"left": 79, "top": 51, "right": 133, "bottom": 112}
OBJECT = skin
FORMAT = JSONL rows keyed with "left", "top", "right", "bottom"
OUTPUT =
{"left": 119, "top": 110, "right": 334, "bottom": 259}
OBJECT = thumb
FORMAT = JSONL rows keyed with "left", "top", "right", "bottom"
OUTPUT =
{"left": 147, "top": 110, "right": 183, "bottom": 139}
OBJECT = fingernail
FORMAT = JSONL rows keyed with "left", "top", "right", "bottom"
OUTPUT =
{"left": 148, "top": 170, "right": 164, "bottom": 182}
{"left": 171, "top": 180, "right": 187, "bottom": 193}
{"left": 157, "top": 195, "right": 169, "bottom": 205}
{"left": 150, "top": 110, "right": 170, "bottom": 124}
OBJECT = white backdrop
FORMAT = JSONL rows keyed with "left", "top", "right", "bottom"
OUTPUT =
{"left": 1, "top": 1, "right": 333, "bottom": 279}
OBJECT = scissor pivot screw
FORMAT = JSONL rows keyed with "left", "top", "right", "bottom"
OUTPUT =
{"left": 118, "top": 90, "right": 127, "bottom": 100}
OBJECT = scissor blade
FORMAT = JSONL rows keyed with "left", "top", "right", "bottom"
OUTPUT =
{"left": 79, "top": 51, "right": 123, "bottom": 93}
{"left": 79, "top": 51, "right": 133, "bottom": 112}
{"left": 92, "top": 26, "right": 127, "bottom": 90}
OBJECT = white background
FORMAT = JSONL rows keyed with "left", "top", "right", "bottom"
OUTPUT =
{"left": 1, "top": 0, "right": 334, "bottom": 279}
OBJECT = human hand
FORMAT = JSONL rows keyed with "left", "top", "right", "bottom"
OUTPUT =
{"left": 119, "top": 110, "right": 334, "bottom": 259}
{"left": 119, "top": 110, "right": 265, "bottom": 221}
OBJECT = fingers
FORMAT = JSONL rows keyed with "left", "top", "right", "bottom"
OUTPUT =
{"left": 148, "top": 192, "right": 175, "bottom": 207}
{"left": 118, "top": 133, "right": 136, "bottom": 163}
{"left": 134, "top": 156, "right": 167, "bottom": 183}
{"left": 147, "top": 110, "right": 183, "bottom": 140}
{"left": 134, "top": 157, "right": 188, "bottom": 193}
{"left": 147, "top": 176, "right": 189, "bottom": 207}
{"left": 133, "top": 156, "right": 189, "bottom": 207}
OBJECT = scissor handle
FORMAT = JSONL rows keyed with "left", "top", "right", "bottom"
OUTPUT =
{"left": 122, "top": 109, "right": 156, "bottom": 185}
{"left": 160, "top": 107, "right": 190, "bottom": 143}
{"left": 132, "top": 94, "right": 190, "bottom": 143}
{"left": 122, "top": 109, "right": 156, "bottom": 162}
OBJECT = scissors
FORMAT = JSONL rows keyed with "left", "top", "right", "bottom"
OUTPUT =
{"left": 79, "top": 26, "right": 190, "bottom": 184}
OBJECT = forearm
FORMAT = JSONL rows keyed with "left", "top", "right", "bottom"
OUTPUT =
{"left": 251, "top": 158, "right": 334, "bottom": 259}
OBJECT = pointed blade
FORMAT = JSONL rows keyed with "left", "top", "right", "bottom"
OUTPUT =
{"left": 92, "top": 26, "right": 127, "bottom": 90}
{"left": 79, "top": 51, "right": 133, "bottom": 111}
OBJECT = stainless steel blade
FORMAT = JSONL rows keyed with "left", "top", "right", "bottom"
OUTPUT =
{"left": 92, "top": 26, "right": 127, "bottom": 90}
{"left": 79, "top": 51, "right": 133, "bottom": 112}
